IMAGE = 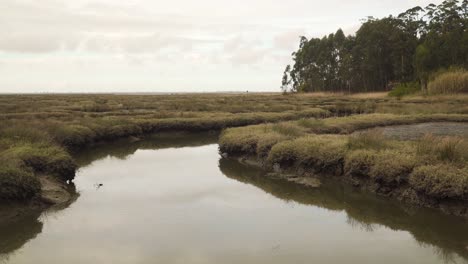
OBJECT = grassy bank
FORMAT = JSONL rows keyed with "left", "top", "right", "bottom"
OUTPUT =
{"left": 1, "top": 93, "right": 468, "bottom": 203}
{"left": 219, "top": 113, "right": 468, "bottom": 156}
{"left": 219, "top": 113, "right": 468, "bottom": 217}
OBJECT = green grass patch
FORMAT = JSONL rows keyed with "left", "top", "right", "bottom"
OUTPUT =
{"left": 388, "top": 82, "right": 420, "bottom": 98}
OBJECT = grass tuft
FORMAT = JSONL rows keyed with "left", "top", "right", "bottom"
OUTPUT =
{"left": 347, "top": 129, "right": 387, "bottom": 150}
{"left": 410, "top": 165, "right": 468, "bottom": 199}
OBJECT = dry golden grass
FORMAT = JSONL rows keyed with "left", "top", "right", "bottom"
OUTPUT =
{"left": 428, "top": 70, "right": 468, "bottom": 94}
{"left": 349, "top": 92, "right": 388, "bottom": 99}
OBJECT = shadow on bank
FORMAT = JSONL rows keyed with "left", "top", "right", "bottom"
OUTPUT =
{"left": 219, "top": 158, "right": 468, "bottom": 262}
{"left": 0, "top": 208, "right": 42, "bottom": 262}
{"left": 0, "top": 191, "right": 79, "bottom": 262}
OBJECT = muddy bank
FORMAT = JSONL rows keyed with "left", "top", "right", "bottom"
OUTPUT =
{"left": 228, "top": 155, "right": 468, "bottom": 219}
{"left": 0, "top": 177, "right": 78, "bottom": 223}
{"left": 38, "top": 176, "right": 77, "bottom": 205}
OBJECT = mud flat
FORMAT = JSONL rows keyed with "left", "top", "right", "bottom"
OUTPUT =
{"left": 357, "top": 122, "right": 468, "bottom": 140}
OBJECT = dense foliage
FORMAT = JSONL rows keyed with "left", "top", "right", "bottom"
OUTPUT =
{"left": 281, "top": 0, "right": 468, "bottom": 93}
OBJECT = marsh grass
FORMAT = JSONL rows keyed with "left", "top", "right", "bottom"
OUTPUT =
{"left": 220, "top": 113, "right": 468, "bottom": 155}
{"left": 271, "top": 123, "right": 305, "bottom": 137}
{"left": 297, "top": 118, "right": 325, "bottom": 129}
{"left": 0, "top": 165, "right": 40, "bottom": 200}
{"left": 2, "top": 93, "right": 468, "bottom": 201}
{"left": 417, "top": 134, "right": 468, "bottom": 163}
{"left": 410, "top": 165, "right": 468, "bottom": 199}
{"left": 347, "top": 130, "right": 387, "bottom": 150}
{"left": 428, "top": 70, "right": 468, "bottom": 95}
{"left": 220, "top": 111, "right": 468, "bottom": 201}
{"left": 268, "top": 135, "right": 347, "bottom": 171}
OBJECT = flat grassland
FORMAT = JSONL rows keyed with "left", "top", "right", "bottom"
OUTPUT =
{"left": 1, "top": 93, "right": 468, "bottom": 215}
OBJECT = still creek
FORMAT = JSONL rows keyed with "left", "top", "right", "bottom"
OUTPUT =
{"left": 1, "top": 132, "right": 467, "bottom": 264}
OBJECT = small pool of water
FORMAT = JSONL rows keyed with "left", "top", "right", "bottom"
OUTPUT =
{"left": 1, "top": 133, "right": 467, "bottom": 264}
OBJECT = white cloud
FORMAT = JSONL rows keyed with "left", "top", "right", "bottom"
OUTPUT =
{"left": 0, "top": 0, "right": 445, "bottom": 92}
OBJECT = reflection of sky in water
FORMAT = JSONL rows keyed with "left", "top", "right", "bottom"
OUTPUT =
{"left": 4, "top": 144, "right": 468, "bottom": 264}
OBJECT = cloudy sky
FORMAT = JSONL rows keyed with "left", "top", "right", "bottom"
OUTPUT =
{"left": 0, "top": 0, "right": 442, "bottom": 93}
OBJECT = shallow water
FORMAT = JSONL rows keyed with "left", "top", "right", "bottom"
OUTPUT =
{"left": 1, "top": 133, "right": 468, "bottom": 264}
{"left": 363, "top": 122, "right": 468, "bottom": 140}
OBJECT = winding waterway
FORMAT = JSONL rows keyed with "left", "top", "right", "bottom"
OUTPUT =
{"left": 1, "top": 133, "right": 467, "bottom": 264}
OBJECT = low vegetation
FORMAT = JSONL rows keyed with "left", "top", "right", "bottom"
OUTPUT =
{"left": 1, "top": 93, "right": 468, "bottom": 209}
{"left": 388, "top": 82, "right": 420, "bottom": 98}
{"left": 220, "top": 113, "right": 468, "bottom": 155}
{"left": 220, "top": 112, "right": 468, "bottom": 213}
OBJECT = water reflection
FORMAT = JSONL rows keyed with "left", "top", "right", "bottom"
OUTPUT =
{"left": 219, "top": 158, "right": 468, "bottom": 262}
{"left": 0, "top": 208, "right": 42, "bottom": 262}
{"left": 74, "top": 132, "right": 219, "bottom": 167}
{"left": 0, "top": 133, "right": 218, "bottom": 262}
{"left": 0, "top": 133, "right": 467, "bottom": 264}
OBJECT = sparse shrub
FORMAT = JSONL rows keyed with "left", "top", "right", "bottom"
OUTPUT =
{"left": 409, "top": 165, "right": 468, "bottom": 199}
{"left": 388, "top": 82, "right": 420, "bottom": 98}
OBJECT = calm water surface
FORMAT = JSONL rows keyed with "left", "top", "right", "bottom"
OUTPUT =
{"left": 1, "top": 133, "right": 467, "bottom": 264}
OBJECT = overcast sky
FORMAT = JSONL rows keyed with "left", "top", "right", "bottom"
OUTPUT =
{"left": 0, "top": 0, "right": 442, "bottom": 93}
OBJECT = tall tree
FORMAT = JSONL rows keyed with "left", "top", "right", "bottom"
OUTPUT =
{"left": 282, "top": 0, "right": 468, "bottom": 93}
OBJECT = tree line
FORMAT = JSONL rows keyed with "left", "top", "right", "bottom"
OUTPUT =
{"left": 281, "top": 0, "right": 468, "bottom": 93}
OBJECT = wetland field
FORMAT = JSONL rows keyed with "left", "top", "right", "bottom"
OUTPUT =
{"left": 1, "top": 93, "right": 468, "bottom": 263}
